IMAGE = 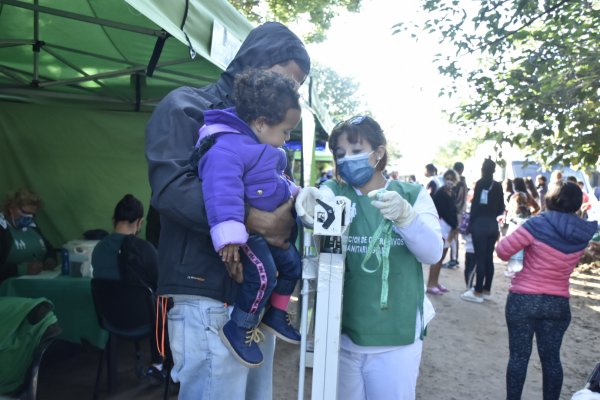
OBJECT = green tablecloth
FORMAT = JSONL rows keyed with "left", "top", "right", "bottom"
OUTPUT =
{"left": 0, "top": 274, "right": 108, "bottom": 348}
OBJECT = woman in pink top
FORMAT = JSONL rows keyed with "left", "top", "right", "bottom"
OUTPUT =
{"left": 496, "top": 181, "right": 597, "bottom": 400}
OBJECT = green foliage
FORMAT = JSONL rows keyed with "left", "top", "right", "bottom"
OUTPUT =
{"left": 229, "top": 0, "right": 361, "bottom": 43}
{"left": 386, "top": 143, "right": 403, "bottom": 163}
{"left": 433, "top": 138, "right": 480, "bottom": 170}
{"left": 311, "top": 62, "right": 363, "bottom": 123}
{"left": 397, "top": 0, "right": 600, "bottom": 168}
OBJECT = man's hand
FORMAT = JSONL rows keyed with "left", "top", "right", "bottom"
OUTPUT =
{"left": 247, "top": 198, "right": 294, "bottom": 249}
{"left": 219, "top": 244, "right": 240, "bottom": 264}
{"left": 224, "top": 260, "right": 244, "bottom": 284}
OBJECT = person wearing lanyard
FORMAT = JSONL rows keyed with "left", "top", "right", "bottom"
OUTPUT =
{"left": 296, "top": 115, "right": 442, "bottom": 399}
{"left": 0, "top": 188, "right": 56, "bottom": 283}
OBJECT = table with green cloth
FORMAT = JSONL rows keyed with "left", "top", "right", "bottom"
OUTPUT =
{"left": 0, "top": 272, "right": 108, "bottom": 348}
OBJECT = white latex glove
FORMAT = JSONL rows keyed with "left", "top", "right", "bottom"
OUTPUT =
{"left": 368, "top": 189, "right": 417, "bottom": 227}
{"left": 295, "top": 187, "right": 323, "bottom": 227}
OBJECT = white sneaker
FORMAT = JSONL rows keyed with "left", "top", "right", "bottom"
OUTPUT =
{"left": 461, "top": 289, "right": 484, "bottom": 303}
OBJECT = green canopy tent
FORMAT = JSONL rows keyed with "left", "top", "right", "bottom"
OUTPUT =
{"left": 0, "top": 0, "right": 254, "bottom": 246}
{"left": 0, "top": 0, "right": 332, "bottom": 248}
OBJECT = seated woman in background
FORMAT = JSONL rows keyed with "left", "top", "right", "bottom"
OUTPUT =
{"left": 91, "top": 194, "right": 157, "bottom": 289}
{"left": 91, "top": 194, "right": 164, "bottom": 382}
{"left": 0, "top": 188, "right": 56, "bottom": 284}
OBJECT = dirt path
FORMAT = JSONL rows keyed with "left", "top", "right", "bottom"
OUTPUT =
{"left": 273, "top": 254, "right": 600, "bottom": 400}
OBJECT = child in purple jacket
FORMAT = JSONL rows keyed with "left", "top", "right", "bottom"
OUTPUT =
{"left": 197, "top": 69, "right": 302, "bottom": 368}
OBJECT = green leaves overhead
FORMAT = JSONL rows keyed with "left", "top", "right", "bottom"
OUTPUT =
{"left": 398, "top": 0, "right": 600, "bottom": 168}
{"left": 229, "top": 0, "right": 361, "bottom": 43}
{"left": 311, "top": 62, "right": 363, "bottom": 123}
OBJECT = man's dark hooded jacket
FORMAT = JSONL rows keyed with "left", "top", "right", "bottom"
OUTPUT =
{"left": 146, "top": 22, "right": 310, "bottom": 301}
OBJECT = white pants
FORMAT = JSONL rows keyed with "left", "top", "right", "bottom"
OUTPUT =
{"left": 337, "top": 339, "right": 423, "bottom": 400}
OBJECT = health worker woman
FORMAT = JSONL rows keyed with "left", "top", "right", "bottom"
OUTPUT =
{"left": 296, "top": 115, "right": 442, "bottom": 399}
{"left": 0, "top": 188, "right": 56, "bottom": 283}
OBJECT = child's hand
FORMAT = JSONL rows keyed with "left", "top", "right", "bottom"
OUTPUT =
{"left": 219, "top": 244, "right": 240, "bottom": 264}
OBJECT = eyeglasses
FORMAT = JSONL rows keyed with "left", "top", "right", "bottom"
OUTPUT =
{"left": 332, "top": 115, "right": 369, "bottom": 132}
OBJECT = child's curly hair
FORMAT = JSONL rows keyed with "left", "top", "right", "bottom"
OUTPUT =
{"left": 234, "top": 68, "right": 300, "bottom": 126}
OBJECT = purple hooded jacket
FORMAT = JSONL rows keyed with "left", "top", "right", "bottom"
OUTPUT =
{"left": 197, "top": 108, "right": 299, "bottom": 252}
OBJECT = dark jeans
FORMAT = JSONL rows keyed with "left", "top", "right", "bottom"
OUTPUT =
{"left": 469, "top": 216, "right": 499, "bottom": 292}
{"left": 505, "top": 293, "right": 571, "bottom": 400}
{"left": 231, "top": 234, "right": 302, "bottom": 328}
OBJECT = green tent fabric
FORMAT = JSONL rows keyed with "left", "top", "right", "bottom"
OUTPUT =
{"left": 0, "top": 297, "right": 58, "bottom": 395}
{"left": 0, "top": 102, "right": 153, "bottom": 246}
{"left": 0, "top": 0, "right": 252, "bottom": 111}
{"left": 0, "top": 1, "right": 332, "bottom": 246}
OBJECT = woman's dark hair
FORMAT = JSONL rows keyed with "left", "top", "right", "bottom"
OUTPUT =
{"left": 503, "top": 178, "right": 514, "bottom": 193}
{"left": 328, "top": 115, "right": 388, "bottom": 172}
{"left": 425, "top": 163, "right": 437, "bottom": 175}
{"left": 481, "top": 158, "right": 496, "bottom": 177}
{"left": 525, "top": 177, "right": 539, "bottom": 199}
{"left": 113, "top": 194, "right": 144, "bottom": 226}
{"left": 545, "top": 181, "right": 582, "bottom": 214}
{"left": 513, "top": 177, "right": 528, "bottom": 193}
{"left": 234, "top": 69, "right": 300, "bottom": 126}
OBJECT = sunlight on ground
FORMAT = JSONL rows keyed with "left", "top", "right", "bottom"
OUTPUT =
{"left": 569, "top": 278, "right": 600, "bottom": 289}
{"left": 586, "top": 304, "right": 600, "bottom": 313}
{"left": 569, "top": 287, "right": 600, "bottom": 302}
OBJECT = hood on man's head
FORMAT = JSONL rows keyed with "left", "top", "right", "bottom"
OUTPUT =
{"left": 220, "top": 22, "right": 310, "bottom": 90}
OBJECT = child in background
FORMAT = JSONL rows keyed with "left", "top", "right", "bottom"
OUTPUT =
{"left": 504, "top": 192, "right": 532, "bottom": 277}
{"left": 461, "top": 184, "right": 476, "bottom": 288}
{"left": 197, "top": 69, "right": 302, "bottom": 368}
{"left": 463, "top": 233, "right": 475, "bottom": 288}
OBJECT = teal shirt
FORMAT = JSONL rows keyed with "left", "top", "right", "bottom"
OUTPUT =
{"left": 323, "top": 180, "right": 425, "bottom": 346}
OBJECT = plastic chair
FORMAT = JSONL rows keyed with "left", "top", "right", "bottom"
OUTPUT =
{"left": 90, "top": 278, "right": 159, "bottom": 399}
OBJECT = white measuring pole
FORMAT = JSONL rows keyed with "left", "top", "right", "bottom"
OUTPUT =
{"left": 298, "top": 197, "right": 350, "bottom": 400}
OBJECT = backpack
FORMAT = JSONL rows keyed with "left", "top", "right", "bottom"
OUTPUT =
{"left": 117, "top": 235, "right": 155, "bottom": 291}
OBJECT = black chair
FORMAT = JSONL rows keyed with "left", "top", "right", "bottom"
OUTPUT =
{"left": 91, "top": 278, "right": 163, "bottom": 399}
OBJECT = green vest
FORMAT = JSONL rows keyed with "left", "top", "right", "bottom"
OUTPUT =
{"left": 6, "top": 224, "right": 47, "bottom": 266}
{"left": 323, "top": 180, "right": 424, "bottom": 346}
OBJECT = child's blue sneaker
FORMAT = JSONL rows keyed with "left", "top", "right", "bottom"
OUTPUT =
{"left": 260, "top": 307, "right": 301, "bottom": 345}
{"left": 219, "top": 320, "right": 264, "bottom": 368}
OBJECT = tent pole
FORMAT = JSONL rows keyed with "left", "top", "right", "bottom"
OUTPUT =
{"left": 32, "top": 0, "right": 39, "bottom": 86}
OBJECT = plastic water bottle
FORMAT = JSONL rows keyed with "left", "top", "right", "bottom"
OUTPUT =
{"left": 60, "top": 248, "right": 70, "bottom": 275}
{"left": 505, "top": 250, "right": 524, "bottom": 277}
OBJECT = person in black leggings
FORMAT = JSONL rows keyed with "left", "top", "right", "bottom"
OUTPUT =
{"left": 505, "top": 294, "right": 570, "bottom": 399}
{"left": 461, "top": 158, "right": 504, "bottom": 303}
{"left": 497, "top": 181, "right": 598, "bottom": 399}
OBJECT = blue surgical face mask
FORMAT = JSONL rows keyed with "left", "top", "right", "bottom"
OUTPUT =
{"left": 14, "top": 214, "right": 34, "bottom": 229}
{"left": 337, "top": 151, "right": 378, "bottom": 187}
